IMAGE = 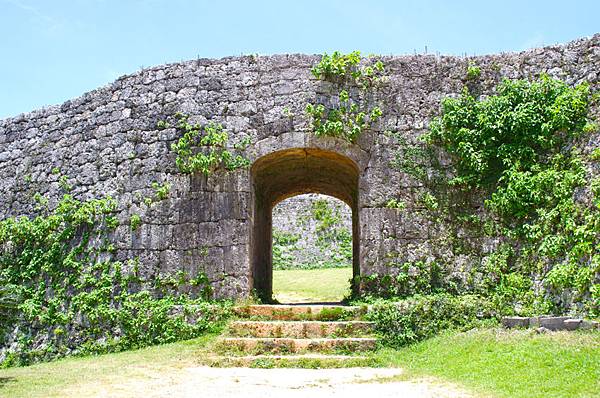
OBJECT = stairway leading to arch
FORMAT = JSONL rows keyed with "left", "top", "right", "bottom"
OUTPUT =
{"left": 205, "top": 304, "right": 379, "bottom": 368}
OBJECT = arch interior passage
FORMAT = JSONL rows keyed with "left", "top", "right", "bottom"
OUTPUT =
{"left": 251, "top": 148, "right": 360, "bottom": 301}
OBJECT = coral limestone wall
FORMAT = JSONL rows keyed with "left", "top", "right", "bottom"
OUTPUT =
{"left": 1, "top": 34, "right": 599, "bottom": 300}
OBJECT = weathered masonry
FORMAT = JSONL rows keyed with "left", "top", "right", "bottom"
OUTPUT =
{"left": 1, "top": 35, "right": 599, "bottom": 300}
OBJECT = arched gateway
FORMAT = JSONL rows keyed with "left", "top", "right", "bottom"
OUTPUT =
{"left": 250, "top": 148, "right": 360, "bottom": 301}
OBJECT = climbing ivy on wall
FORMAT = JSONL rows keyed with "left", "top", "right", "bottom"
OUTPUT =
{"left": 386, "top": 73, "right": 600, "bottom": 317}
{"left": 272, "top": 229, "right": 301, "bottom": 270}
{"left": 310, "top": 199, "right": 353, "bottom": 264}
{"left": 272, "top": 197, "right": 352, "bottom": 270}
{"left": 0, "top": 191, "right": 229, "bottom": 367}
{"left": 306, "top": 51, "right": 385, "bottom": 143}
{"left": 159, "top": 112, "right": 250, "bottom": 176}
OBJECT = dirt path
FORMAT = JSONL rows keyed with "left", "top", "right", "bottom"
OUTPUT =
{"left": 61, "top": 366, "right": 475, "bottom": 398}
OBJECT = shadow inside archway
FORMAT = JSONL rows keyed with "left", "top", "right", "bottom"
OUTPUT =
{"left": 251, "top": 148, "right": 360, "bottom": 302}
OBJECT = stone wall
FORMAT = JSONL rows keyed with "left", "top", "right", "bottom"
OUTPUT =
{"left": 272, "top": 194, "right": 352, "bottom": 269}
{"left": 0, "top": 34, "right": 599, "bottom": 300}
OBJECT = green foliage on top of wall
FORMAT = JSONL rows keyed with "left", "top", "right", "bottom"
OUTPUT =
{"left": 466, "top": 62, "right": 481, "bottom": 80}
{"left": 310, "top": 51, "right": 385, "bottom": 88}
{"left": 306, "top": 51, "right": 385, "bottom": 143}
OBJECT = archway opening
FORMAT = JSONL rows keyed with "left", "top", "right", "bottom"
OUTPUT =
{"left": 271, "top": 194, "right": 353, "bottom": 303}
{"left": 251, "top": 148, "right": 360, "bottom": 302}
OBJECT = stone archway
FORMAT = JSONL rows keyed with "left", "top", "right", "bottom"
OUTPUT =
{"left": 250, "top": 148, "right": 360, "bottom": 301}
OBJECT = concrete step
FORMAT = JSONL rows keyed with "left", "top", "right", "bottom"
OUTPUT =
{"left": 216, "top": 337, "right": 378, "bottom": 354}
{"left": 228, "top": 320, "right": 375, "bottom": 338}
{"left": 234, "top": 304, "right": 366, "bottom": 321}
{"left": 204, "top": 354, "right": 374, "bottom": 368}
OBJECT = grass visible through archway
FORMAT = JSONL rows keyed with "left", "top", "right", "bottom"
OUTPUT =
{"left": 272, "top": 267, "right": 352, "bottom": 303}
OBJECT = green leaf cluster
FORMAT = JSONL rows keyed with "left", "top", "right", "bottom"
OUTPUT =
{"left": 167, "top": 113, "right": 250, "bottom": 175}
{"left": 310, "top": 51, "right": 384, "bottom": 88}
{"left": 426, "top": 75, "right": 590, "bottom": 188}
{"left": 366, "top": 294, "right": 496, "bottom": 348}
{"left": 306, "top": 51, "right": 385, "bottom": 143}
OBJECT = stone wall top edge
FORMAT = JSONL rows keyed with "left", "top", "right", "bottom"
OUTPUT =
{"left": 1, "top": 33, "right": 598, "bottom": 126}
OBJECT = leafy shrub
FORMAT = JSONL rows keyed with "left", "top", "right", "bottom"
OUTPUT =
{"left": 366, "top": 294, "right": 496, "bottom": 348}
{"left": 0, "top": 194, "right": 230, "bottom": 367}
{"left": 426, "top": 75, "right": 590, "bottom": 188}
{"left": 168, "top": 113, "right": 250, "bottom": 175}
{"left": 306, "top": 51, "right": 385, "bottom": 142}
{"left": 418, "top": 74, "right": 598, "bottom": 316}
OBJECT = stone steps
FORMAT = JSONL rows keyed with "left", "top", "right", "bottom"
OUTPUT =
{"left": 228, "top": 320, "right": 375, "bottom": 338}
{"left": 206, "top": 304, "right": 378, "bottom": 368}
{"left": 233, "top": 304, "right": 366, "bottom": 321}
{"left": 205, "top": 354, "right": 373, "bottom": 368}
{"left": 216, "top": 337, "right": 377, "bottom": 354}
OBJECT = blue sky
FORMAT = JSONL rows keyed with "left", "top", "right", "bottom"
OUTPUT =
{"left": 1, "top": 0, "right": 599, "bottom": 119}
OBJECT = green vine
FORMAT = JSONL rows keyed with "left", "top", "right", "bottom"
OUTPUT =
{"left": 0, "top": 192, "right": 229, "bottom": 367}
{"left": 416, "top": 74, "right": 600, "bottom": 316}
{"left": 162, "top": 113, "right": 251, "bottom": 176}
{"left": 310, "top": 199, "right": 352, "bottom": 264}
{"left": 306, "top": 51, "right": 386, "bottom": 142}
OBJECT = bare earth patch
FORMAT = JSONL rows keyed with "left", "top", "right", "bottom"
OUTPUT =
{"left": 60, "top": 366, "right": 474, "bottom": 398}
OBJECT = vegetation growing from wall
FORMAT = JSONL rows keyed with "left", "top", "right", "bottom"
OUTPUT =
{"left": 306, "top": 51, "right": 385, "bottom": 142}
{"left": 272, "top": 229, "right": 301, "bottom": 270}
{"left": 0, "top": 192, "right": 230, "bottom": 368}
{"left": 359, "top": 260, "right": 448, "bottom": 300}
{"left": 310, "top": 199, "right": 352, "bottom": 265}
{"left": 386, "top": 74, "right": 599, "bottom": 317}
{"left": 272, "top": 197, "right": 352, "bottom": 270}
{"left": 159, "top": 112, "right": 250, "bottom": 176}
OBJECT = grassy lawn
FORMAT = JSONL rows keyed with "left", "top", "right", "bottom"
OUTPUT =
{"left": 1, "top": 326, "right": 598, "bottom": 398}
{"left": 375, "top": 328, "right": 600, "bottom": 398}
{"left": 272, "top": 267, "right": 352, "bottom": 303}
{"left": 0, "top": 334, "right": 218, "bottom": 398}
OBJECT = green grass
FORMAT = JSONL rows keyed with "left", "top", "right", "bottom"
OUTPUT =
{"left": 374, "top": 328, "right": 600, "bottom": 398}
{"left": 272, "top": 267, "right": 352, "bottom": 303}
{"left": 0, "top": 334, "right": 218, "bottom": 398}
{"left": 1, "top": 326, "right": 598, "bottom": 397}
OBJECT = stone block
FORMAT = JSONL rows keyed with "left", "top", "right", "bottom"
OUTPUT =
{"left": 563, "top": 319, "right": 583, "bottom": 331}
{"left": 538, "top": 316, "right": 572, "bottom": 331}
{"left": 501, "top": 316, "right": 531, "bottom": 329}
